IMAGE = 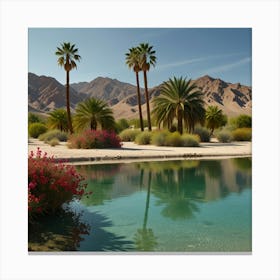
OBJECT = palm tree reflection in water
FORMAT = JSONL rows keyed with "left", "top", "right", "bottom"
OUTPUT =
{"left": 134, "top": 170, "right": 158, "bottom": 251}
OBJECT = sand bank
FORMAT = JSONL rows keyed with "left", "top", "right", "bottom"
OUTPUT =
{"left": 28, "top": 138, "right": 252, "bottom": 164}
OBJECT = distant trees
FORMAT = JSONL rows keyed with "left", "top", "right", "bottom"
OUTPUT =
{"left": 55, "top": 42, "right": 81, "bottom": 134}
{"left": 205, "top": 105, "right": 227, "bottom": 135}
{"left": 73, "top": 98, "right": 115, "bottom": 131}
{"left": 152, "top": 77, "right": 205, "bottom": 134}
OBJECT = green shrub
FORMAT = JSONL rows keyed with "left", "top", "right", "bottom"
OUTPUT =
{"left": 217, "top": 130, "right": 232, "bottom": 143}
{"left": 49, "top": 138, "right": 60, "bottom": 147}
{"left": 39, "top": 129, "right": 69, "bottom": 142}
{"left": 181, "top": 134, "right": 200, "bottom": 147}
{"left": 115, "top": 118, "right": 130, "bottom": 133}
{"left": 151, "top": 130, "right": 169, "bottom": 146}
{"left": 230, "top": 114, "right": 252, "bottom": 128}
{"left": 193, "top": 126, "right": 210, "bottom": 142}
{"left": 28, "top": 112, "right": 44, "bottom": 124}
{"left": 128, "top": 119, "right": 149, "bottom": 129}
{"left": 165, "top": 132, "right": 182, "bottom": 147}
{"left": 28, "top": 123, "right": 48, "bottom": 138}
{"left": 135, "top": 131, "right": 152, "bottom": 145}
{"left": 232, "top": 128, "right": 252, "bottom": 141}
{"left": 119, "top": 129, "right": 141, "bottom": 141}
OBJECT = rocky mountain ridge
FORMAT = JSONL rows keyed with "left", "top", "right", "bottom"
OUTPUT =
{"left": 28, "top": 72, "right": 252, "bottom": 118}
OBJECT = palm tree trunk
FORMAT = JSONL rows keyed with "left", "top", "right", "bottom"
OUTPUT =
{"left": 143, "top": 71, "right": 152, "bottom": 131}
{"left": 136, "top": 72, "right": 144, "bottom": 131}
{"left": 178, "top": 110, "right": 183, "bottom": 134}
{"left": 66, "top": 71, "right": 73, "bottom": 134}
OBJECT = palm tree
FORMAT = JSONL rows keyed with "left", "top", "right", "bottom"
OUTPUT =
{"left": 73, "top": 98, "right": 115, "bottom": 131}
{"left": 47, "top": 108, "right": 68, "bottom": 131}
{"left": 152, "top": 77, "right": 205, "bottom": 134}
{"left": 205, "top": 105, "right": 226, "bottom": 136}
{"left": 55, "top": 42, "right": 81, "bottom": 134}
{"left": 137, "top": 43, "right": 156, "bottom": 131}
{"left": 125, "top": 47, "right": 144, "bottom": 131}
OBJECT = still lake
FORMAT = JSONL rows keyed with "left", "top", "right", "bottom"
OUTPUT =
{"left": 29, "top": 157, "right": 252, "bottom": 252}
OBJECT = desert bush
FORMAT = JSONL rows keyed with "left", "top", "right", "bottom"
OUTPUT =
{"left": 230, "top": 114, "right": 252, "bottom": 129}
{"left": 232, "top": 128, "right": 252, "bottom": 141}
{"left": 115, "top": 118, "right": 130, "bottom": 133}
{"left": 181, "top": 134, "right": 200, "bottom": 147}
{"left": 128, "top": 119, "right": 149, "bottom": 129}
{"left": 28, "top": 148, "right": 87, "bottom": 219}
{"left": 39, "top": 129, "right": 69, "bottom": 142}
{"left": 217, "top": 130, "right": 232, "bottom": 143}
{"left": 28, "top": 112, "right": 44, "bottom": 125}
{"left": 151, "top": 130, "right": 169, "bottom": 146}
{"left": 49, "top": 138, "right": 60, "bottom": 146}
{"left": 119, "top": 129, "right": 141, "bottom": 141}
{"left": 165, "top": 132, "right": 182, "bottom": 147}
{"left": 193, "top": 126, "right": 210, "bottom": 142}
{"left": 68, "top": 129, "right": 122, "bottom": 149}
{"left": 28, "top": 123, "right": 48, "bottom": 138}
{"left": 135, "top": 131, "right": 153, "bottom": 145}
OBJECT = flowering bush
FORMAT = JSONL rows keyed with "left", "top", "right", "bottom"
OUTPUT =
{"left": 67, "top": 129, "right": 122, "bottom": 149}
{"left": 28, "top": 148, "right": 87, "bottom": 220}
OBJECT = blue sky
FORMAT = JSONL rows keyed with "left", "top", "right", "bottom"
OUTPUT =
{"left": 28, "top": 28, "right": 252, "bottom": 87}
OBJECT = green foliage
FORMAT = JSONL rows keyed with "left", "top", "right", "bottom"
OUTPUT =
{"left": 216, "top": 130, "right": 232, "bottom": 143}
{"left": 232, "top": 128, "right": 252, "bottom": 141}
{"left": 181, "top": 134, "right": 200, "bottom": 147}
{"left": 28, "top": 123, "right": 48, "bottom": 138}
{"left": 74, "top": 98, "right": 115, "bottom": 131}
{"left": 39, "top": 129, "right": 69, "bottom": 142}
{"left": 193, "top": 126, "right": 210, "bottom": 142}
{"left": 47, "top": 109, "right": 68, "bottom": 132}
{"left": 135, "top": 131, "right": 153, "bottom": 145}
{"left": 151, "top": 130, "right": 169, "bottom": 146}
{"left": 230, "top": 114, "right": 252, "bottom": 128}
{"left": 119, "top": 129, "right": 141, "bottom": 141}
{"left": 128, "top": 119, "right": 149, "bottom": 129}
{"left": 152, "top": 76, "right": 205, "bottom": 134}
{"left": 28, "top": 113, "right": 44, "bottom": 124}
{"left": 205, "top": 106, "right": 227, "bottom": 135}
{"left": 115, "top": 118, "right": 130, "bottom": 133}
{"left": 165, "top": 132, "right": 182, "bottom": 147}
{"left": 49, "top": 138, "right": 60, "bottom": 147}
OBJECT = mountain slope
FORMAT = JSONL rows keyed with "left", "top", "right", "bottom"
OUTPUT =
{"left": 28, "top": 73, "right": 252, "bottom": 118}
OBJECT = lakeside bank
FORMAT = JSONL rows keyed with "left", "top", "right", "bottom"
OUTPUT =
{"left": 28, "top": 138, "right": 252, "bottom": 163}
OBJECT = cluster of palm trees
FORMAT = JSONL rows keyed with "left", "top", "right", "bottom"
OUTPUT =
{"left": 125, "top": 43, "right": 156, "bottom": 131}
{"left": 55, "top": 41, "right": 226, "bottom": 136}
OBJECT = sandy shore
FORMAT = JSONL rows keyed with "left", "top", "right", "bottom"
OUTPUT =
{"left": 28, "top": 138, "right": 252, "bottom": 163}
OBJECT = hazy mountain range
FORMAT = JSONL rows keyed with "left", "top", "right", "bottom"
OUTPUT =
{"left": 28, "top": 72, "right": 252, "bottom": 119}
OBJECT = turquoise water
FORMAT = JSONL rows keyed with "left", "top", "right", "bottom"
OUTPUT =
{"left": 29, "top": 158, "right": 252, "bottom": 252}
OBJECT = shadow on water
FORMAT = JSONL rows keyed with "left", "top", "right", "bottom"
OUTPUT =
{"left": 78, "top": 210, "right": 134, "bottom": 251}
{"left": 29, "top": 206, "right": 134, "bottom": 252}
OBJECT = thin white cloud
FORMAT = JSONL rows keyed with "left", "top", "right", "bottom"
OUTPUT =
{"left": 157, "top": 53, "right": 245, "bottom": 70}
{"left": 204, "top": 57, "right": 251, "bottom": 74}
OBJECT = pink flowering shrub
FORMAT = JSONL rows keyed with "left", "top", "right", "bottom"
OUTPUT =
{"left": 67, "top": 129, "right": 122, "bottom": 149}
{"left": 28, "top": 148, "right": 87, "bottom": 219}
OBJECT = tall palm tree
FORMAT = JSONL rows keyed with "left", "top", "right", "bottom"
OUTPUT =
{"left": 152, "top": 77, "right": 205, "bottom": 134}
{"left": 55, "top": 42, "right": 81, "bottom": 134}
{"left": 205, "top": 105, "right": 225, "bottom": 136}
{"left": 137, "top": 43, "right": 156, "bottom": 131}
{"left": 125, "top": 47, "right": 144, "bottom": 131}
{"left": 73, "top": 98, "right": 115, "bottom": 131}
{"left": 47, "top": 108, "right": 68, "bottom": 132}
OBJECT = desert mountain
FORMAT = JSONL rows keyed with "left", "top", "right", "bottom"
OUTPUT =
{"left": 28, "top": 72, "right": 252, "bottom": 119}
{"left": 28, "top": 73, "right": 86, "bottom": 111}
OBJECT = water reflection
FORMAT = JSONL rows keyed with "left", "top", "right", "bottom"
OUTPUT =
{"left": 134, "top": 171, "right": 158, "bottom": 251}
